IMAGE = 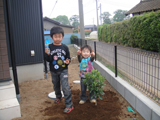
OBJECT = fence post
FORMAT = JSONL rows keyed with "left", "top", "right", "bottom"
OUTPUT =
{"left": 85, "top": 40, "right": 87, "bottom": 45}
{"left": 80, "top": 39, "right": 82, "bottom": 47}
{"left": 74, "top": 38, "right": 76, "bottom": 45}
{"left": 94, "top": 41, "right": 96, "bottom": 61}
{"left": 115, "top": 46, "right": 117, "bottom": 77}
{"left": 77, "top": 38, "right": 79, "bottom": 46}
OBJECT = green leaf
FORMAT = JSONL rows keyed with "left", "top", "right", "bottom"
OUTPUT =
{"left": 98, "top": 95, "right": 103, "bottom": 100}
{"left": 100, "top": 91, "right": 105, "bottom": 95}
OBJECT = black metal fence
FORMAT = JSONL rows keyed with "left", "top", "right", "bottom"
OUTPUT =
{"left": 74, "top": 38, "right": 160, "bottom": 105}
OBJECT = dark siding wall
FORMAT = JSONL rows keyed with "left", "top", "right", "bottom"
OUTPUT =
{"left": 7, "top": 0, "right": 44, "bottom": 66}
{"left": 0, "top": 0, "right": 10, "bottom": 81}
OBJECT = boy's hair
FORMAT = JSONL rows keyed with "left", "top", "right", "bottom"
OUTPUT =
{"left": 50, "top": 26, "right": 64, "bottom": 37}
{"left": 81, "top": 45, "right": 92, "bottom": 53}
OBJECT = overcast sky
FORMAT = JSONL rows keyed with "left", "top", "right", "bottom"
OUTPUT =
{"left": 42, "top": 0, "right": 140, "bottom": 26}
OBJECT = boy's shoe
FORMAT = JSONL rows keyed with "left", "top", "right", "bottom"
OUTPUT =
{"left": 90, "top": 99, "right": 96, "bottom": 103}
{"left": 54, "top": 97, "right": 62, "bottom": 103}
{"left": 79, "top": 100, "right": 86, "bottom": 104}
{"left": 63, "top": 106, "right": 74, "bottom": 113}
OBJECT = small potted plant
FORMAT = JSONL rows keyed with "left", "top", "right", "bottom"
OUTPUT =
{"left": 82, "top": 69, "right": 105, "bottom": 105}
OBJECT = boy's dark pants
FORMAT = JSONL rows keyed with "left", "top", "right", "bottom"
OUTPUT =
{"left": 80, "top": 78, "right": 95, "bottom": 101}
{"left": 51, "top": 69, "right": 73, "bottom": 108}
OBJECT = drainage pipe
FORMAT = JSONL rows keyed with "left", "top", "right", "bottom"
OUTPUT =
{"left": 39, "top": 0, "right": 48, "bottom": 79}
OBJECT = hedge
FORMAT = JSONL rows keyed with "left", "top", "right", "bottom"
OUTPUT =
{"left": 98, "top": 11, "right": 160, "bottom": 52}
{"left": 70, "top": 34, "right": 78, "bottom": 44}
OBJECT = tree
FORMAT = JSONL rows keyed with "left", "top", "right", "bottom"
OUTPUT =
{"left": 113, "top": 9, "right": 128, "bottom": 22}
{"left": 52, "top": 15, "right": 70, "bottom": 25}
{"left": 100, "top": 12, "right": 111, "bottom": 24}
{"left": 69, "top": 15, "right": 79, "bottom": 29}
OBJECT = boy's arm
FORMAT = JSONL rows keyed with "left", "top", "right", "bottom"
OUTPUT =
{"left": 44, "top": 45, "right": 51, "bottom": 62}
{"left": 65, "top": 46, "right": 71, "bottom": 64}
{"left": 44, "top": 52, "right": 51, "bottom": 62}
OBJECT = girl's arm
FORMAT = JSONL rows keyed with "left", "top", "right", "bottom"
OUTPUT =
{"left": 90, "top": 51, "right": 95, "bottom": 62}
{"left": 77, "top": 49, "right": 82, "bottom": 63}
{"left": 77, "top": 55, "right": 82, "bottom": 63}
{"left": 90, "top": 56, "right": 95, "bottom": 62}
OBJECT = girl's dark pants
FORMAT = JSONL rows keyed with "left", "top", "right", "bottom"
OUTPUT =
{"left": 80, "top": 78, "right": 95, "bottom": 101}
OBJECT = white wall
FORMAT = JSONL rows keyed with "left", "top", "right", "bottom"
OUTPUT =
{"left": 10, "top": 63, "right": 44, "bottom": 83}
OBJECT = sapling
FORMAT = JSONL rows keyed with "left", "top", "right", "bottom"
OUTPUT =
{"left": 82, "top": 69, "right": 105, "bottom": 105}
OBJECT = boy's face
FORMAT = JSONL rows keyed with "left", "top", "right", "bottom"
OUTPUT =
{"left": 51, "top": 33, "right": 63, "bottom": 45}
{"left": 81, "top": 48, "right": 91, "bottom": 58}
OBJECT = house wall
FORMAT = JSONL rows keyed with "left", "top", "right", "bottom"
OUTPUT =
{"left": 43, "top": 20, "right": 73, "bottom": 33}
{"left": 3, "top": 0, "right": 44, "bottom": 82}
{"left": 43, "top": 20, "right": 58, "bottom": 30}
{"left": 6, "top": 0, "right": 44, "bottom": 66}
{"left": 62, "top": 27, "right": 73, "bottom": 33}
{"left": 9, "top": 63, "right": 44, "bottom": 83}
{"left": 0, "top": 1, "right": 21, "bottom": 119}
{"left": 0, "top": 0, "right": 10, "bottom": 81}
{"left": 44, "top": 33, "right": 80, "bottom": 45}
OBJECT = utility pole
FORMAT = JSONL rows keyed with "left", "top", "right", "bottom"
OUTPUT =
{"left": 78, "top": 0, "right": 85, "bottom": 39}
{"left": 100, "top": 3, "right": 102, "bottom": 25}
{"left": 96, "top": 0, "right": 99, "bottom": 30}
{"left": 93, "top": 18, "right": 94, "bottom": 31}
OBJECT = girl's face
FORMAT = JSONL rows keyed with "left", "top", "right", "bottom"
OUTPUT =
{"left": 81, "top": 48, "right": 91, "bottom": 58}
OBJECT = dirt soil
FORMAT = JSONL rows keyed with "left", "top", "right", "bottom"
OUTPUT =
{"left": 12, "top": 46, "right": 144, "bottom": 120}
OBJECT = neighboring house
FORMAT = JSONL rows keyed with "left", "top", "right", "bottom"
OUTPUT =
{"left": 84, "top": 25, "right": 97, "bottom": 32}
{"left": 125, "top": 0, "right": 160, "bottom": 16}
{"left": 43, "top": 17, "right": 74, "bottom": 33}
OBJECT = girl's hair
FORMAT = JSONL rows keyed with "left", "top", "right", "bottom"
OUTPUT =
{"left": 81, "top": 45, "right": 92, "bottom": 53}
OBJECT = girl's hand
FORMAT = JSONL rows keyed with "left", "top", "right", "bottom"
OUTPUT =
{"left": 77, "top": 49, "right": 81, "bottom": 55}
{"left": 91, "top": 50, "right": 95, "bottom": 57}
{"left": 64, "top": 58, "right": 70, "bottom": 64}
{"left": 45, "top": 48, "right": 50, "bottom": 55}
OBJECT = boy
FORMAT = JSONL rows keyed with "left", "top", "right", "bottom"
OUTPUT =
{"left": 77, "top": 45, "right": 96, "bottom": 104}
{"left": 45, "top": 26, "right": 74, "bottom": 113}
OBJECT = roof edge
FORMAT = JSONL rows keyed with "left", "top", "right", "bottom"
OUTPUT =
{"left": 43, "top": 17, "right": 74, "bottom": 28}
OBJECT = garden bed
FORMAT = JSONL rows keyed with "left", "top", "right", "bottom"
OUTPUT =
{"left": 12, "top": 47, "right": 144, "bottom": 120}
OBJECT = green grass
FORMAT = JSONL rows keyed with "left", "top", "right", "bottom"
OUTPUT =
{"left": 85, "top": 38, "right": 97, "bottom": 40}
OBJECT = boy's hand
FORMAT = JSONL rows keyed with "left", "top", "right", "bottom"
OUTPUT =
{"left": 77, "top": 49, "right": 81, "bottom": 55}
{"left": 91, "top": 50, "right": 95, "bottom": 57}
{"left": 64, "top": 58, "right": 70, "bottom": 64}
{"left": 45, "top": 48, "right": 50, "bottom": 55}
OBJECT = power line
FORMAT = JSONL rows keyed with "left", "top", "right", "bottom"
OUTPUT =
{"left": 83, "top": 0, "right": 95, "bottom": 8}
{"left": 83, "top": 0, "right": 93, "bottom": 7}
{"left": 49, "top": 0, "right": 58, "bottom": 17}
{"left": 84, "top": 8, "right": 96, "bottom": 14}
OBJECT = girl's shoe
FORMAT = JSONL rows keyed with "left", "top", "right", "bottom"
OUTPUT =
{"left": 79, "top": 100, "right": 86, "bottom": 104}
{"left": 90, "top": 99, "right": 96, "bottom": 103}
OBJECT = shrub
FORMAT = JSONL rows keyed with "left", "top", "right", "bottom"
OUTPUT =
{"left": 98, "top": 11, "right": 160, "bottom": 52}
{"left": 82, "top": 69, "right": 105, "bottom": 105}
{"left": 70, "top": 34, "right": 78, "bottom": 44}
{"left": 73, "top": 29, "right": 78, "bottom": 33}
{"left": 85, "top": 31, "right": 91, "bottom": 35}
